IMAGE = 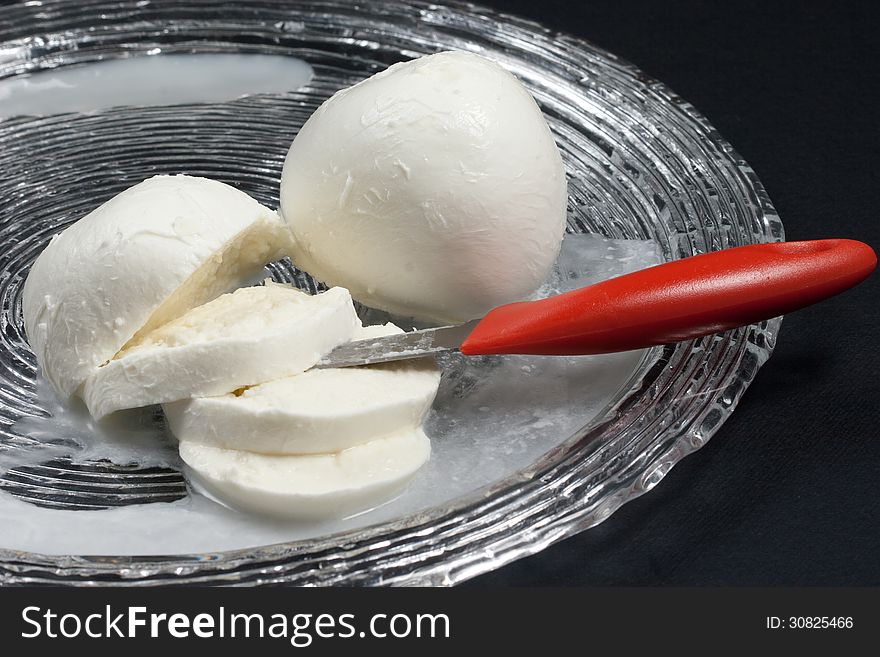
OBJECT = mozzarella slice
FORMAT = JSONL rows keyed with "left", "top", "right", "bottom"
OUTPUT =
{"left": 22, "top": 174, "right": 293, "bottom": 398}
{"left": 82, "top": 284, "right": 360, "bottom": 419}
{"left": 163, "top": 323, "right": 441, "bottom": 455}
{"left": 178, "top": 431, "right": 431, "bottom": 519}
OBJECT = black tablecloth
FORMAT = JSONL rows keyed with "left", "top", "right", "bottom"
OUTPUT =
{"left": 468, "top": 0, "right": 879, "bottom": 586}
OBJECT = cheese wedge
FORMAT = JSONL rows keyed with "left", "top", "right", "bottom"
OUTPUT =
{"left": 22, "top": 174, "right": 292, "bottom": 398}
{"left": 179, "top": 430, "right": 431, "bottom": 519}
{"left": 82, "top": 284, "right": 359, "bottom": 418}
{"left": 163, "top": 324, "right": 441, "bottom": 454}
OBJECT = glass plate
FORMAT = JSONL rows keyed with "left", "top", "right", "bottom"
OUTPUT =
{"left": 0, "top": 0, "right": 782, "bottom": 585}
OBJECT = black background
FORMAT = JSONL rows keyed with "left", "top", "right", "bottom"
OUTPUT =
{"left": 468, "top": 0, "right": 880, "bottom": 586}
{"left": 1, "top": 0, "right": 877, "bottom": 588}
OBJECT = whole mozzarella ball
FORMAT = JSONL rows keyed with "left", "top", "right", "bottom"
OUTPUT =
{"left": 280, "top": 50, "right": 567, "bottom": 324}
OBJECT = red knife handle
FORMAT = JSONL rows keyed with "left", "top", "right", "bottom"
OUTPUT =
{"left": 460, "top": 239, "right": 876, "bottom": 356}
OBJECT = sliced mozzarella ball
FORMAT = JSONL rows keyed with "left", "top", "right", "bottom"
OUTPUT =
{"left": 82, "top": 284, "right": 359, "bottom": 418}
{"left": 22, "top": 174, "right": 292, "bottom": 398}
{"left": 179, "top": 430, "right": 431, "bottom": 519}
{"left": 280, "top": 50, "right": 567, "bottom": 324}
{"left": 163, "top": 323, "right": 441, "bottom": 455}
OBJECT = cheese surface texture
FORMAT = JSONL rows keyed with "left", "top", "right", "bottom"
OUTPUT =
{"left": 164, "top": 323, "right": 441, "bottom": 454}
{"left": 280, "top": 50, "right": 567, "bottom": 324}
{"left": 22, "top": 174, "right": 292, "bottom": 398}
{"left": 179, "top": 431, "right": 431, "bottom": 519}
{"left": 83, "top": 284, "right": 360, "bottom": 418}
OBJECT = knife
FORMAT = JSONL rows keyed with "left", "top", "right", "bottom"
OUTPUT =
{"left": 317, "top": 239, "right": 876, "bottom": 369}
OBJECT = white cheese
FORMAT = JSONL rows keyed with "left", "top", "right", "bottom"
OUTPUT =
{"left": 22, "top": 174, "right": 293, "bottom": 398}
{"left": 178, "top": 430, "right": 431, "bottom": 519}
{"left": 280, "top": 50, "right": 568, "bottom": 324}
{"left": 82, "top": 284, "right": 360, "bottom": 419}
{"left": 163, "top": 323, "right": 441, "bottom": 454}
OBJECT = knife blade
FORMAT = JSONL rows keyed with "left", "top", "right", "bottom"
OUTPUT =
{"left": 316, "top": 320, "right": 480, "bottom": 368}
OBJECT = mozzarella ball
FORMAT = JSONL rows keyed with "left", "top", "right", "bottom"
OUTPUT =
{"left": 280, "top": 50, "right": 567, "bottom": 323}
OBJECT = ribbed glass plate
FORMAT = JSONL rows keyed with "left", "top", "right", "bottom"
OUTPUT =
{"left": 0, "top": 0, "right": 782, "bottom": 585}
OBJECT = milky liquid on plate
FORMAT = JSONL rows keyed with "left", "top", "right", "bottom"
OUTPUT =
{"left": 1, "top": 234, "right": 662, "bottom": 555}
{"left": 0, "top": 53, "right": 314, "bottom": 118}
